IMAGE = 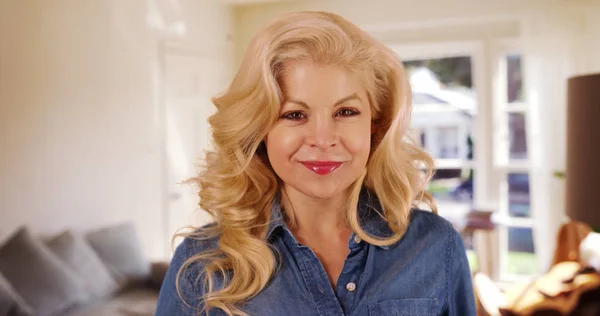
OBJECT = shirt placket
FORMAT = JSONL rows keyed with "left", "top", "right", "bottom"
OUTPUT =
{"left": 335, "top": 233, "right": 367, "bottom": 315}
{"left": 284, "top": 228, "right": 345, "bottom": 316}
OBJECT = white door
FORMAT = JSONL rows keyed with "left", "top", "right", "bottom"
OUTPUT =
{"left": 162, "top": 43, "right": 216, "bottom": 247}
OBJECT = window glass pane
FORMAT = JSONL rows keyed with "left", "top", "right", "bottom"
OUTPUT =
{"left": 428, "top": 169, "right": 473, "bottom": 202}
{"left": 437, "top": 126, "right": 459, "bottom": 159}
{"left": 509, "top": 113, "right": 528, "bottom": 160}
{"left": 405, "top": 57, "right": 475, "bottom": 226}
{"left": 404, "top": 57, "right": 475, "bottom": 162}
{"left": 507, "top": 227, "right": 537, "bottom": 275}
{"left": 508, "top": 173, "right": 530, "bottom": 218}
{"left": 427, "top": 168, "right": 473, "bottom": 224}
{"left": 507, "top": 54, "right": 523, "bottom": 103}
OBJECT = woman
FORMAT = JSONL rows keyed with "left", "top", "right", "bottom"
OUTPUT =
{"left": 156, "top": 11, "right": 476, "bottom": 316}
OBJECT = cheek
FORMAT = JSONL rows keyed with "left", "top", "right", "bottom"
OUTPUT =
{"left": 342, "top": 124, "right": 372, "bottom": 159}
{"left": 265, "top": 126, "right": 302, "bottom": 164}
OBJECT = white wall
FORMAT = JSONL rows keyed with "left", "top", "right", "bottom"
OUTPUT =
{"left": 521, "top": 2, "right": 600, "bottom": 271}
{"left": 0, "top": 0, "right": 234, "bottom": 260}
{"left": 233, "top": 0, "right": 567, "bottom": 65}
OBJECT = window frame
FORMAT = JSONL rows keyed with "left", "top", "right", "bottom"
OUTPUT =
{"left": 490, "top": 38, "right": 537, "bottom": 279}
{"left": 389, "top": 40, "right": 494, "bottom": 214}
{"left": 391, "top": 39, "right": 538, "bottom": 280}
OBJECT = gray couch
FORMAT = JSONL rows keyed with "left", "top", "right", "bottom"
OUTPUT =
{"left": 0, "top": 224, "right": 168, "bottom": 316}
{"left": 64, "top": 287, "right": 160, "bottom": 316}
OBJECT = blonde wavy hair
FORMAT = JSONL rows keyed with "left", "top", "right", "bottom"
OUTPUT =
{"left": 177, "top": 11, "right": 436, "bottom": 316}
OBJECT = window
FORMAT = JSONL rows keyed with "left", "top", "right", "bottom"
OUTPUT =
{"left": 493, "top": 47, "right": 536, "bottom": 277}
{"left": 393, "top": 40, "right": 537, "bottom": 279}
{"left": 401, "top": 52, "right": 478, "bottom": 227}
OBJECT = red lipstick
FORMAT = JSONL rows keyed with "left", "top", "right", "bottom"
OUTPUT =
{"left": 301, "top": 161, "right": 342, "bottom": 175}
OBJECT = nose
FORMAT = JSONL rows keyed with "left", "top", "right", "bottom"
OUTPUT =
{"left": 306, "top": 115, "right": 337, "bottom": 149}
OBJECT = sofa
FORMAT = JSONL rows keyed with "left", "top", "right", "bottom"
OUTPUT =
{"left": 0, "top": 223, "right": 169, "bottom": 316}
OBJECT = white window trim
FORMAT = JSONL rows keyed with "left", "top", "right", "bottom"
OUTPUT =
{"left": 490, "top": 38, "right": 538, "bottom": 279}
{"left": 491, "top": 38, "right": 525, "bottom": 169}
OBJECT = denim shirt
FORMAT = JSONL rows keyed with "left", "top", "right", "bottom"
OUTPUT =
{"left": 156, "top": 192, "right": 476, "bottom": 316}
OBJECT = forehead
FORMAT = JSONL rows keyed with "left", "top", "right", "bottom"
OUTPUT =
{"left": 279, "top": 61, "right": 367, "bottom": 102}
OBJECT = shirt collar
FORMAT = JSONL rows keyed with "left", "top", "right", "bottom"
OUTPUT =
{"left": 265, "top": 187, "right": 395, "bottom": 248}
{"left": 265, "top": 195, "right": 286, "bottom": 239}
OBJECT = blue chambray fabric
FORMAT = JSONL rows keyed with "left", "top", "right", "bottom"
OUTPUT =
{"left": 156, "top": 190, "right": 476, "bottom": 316}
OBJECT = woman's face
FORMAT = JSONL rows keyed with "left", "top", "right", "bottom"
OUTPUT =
{"left": 265, "top": 61, "right": 373, "bottom": 200}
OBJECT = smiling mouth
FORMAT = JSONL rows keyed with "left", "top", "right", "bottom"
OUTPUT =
{"left": 301, "top": 161, "right": 343, "bottom": 175}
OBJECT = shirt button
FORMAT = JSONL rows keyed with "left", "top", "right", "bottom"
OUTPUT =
{"left": 346, "top": 282, "right": 356, "bottom": 292}
{"left": 354, "top": 235, "right": 362, "bottom": 244}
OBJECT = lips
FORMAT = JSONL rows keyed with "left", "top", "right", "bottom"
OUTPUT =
{"left": 301, "top": 161, "right": 343, "bottom": 175}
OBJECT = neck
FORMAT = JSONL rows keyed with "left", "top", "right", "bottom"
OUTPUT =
{"left": 281, "top": 185, "right": 349, "bottom": 236}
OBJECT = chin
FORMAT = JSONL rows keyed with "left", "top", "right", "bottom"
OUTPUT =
{"left": 294, "top": 177, "right": 351, "bottom": 200}
{"left": 303, "top": 186, "right": 341, "bottom": 200}
{"left": 277, "top": 163, "right": 363, "bottom": 200}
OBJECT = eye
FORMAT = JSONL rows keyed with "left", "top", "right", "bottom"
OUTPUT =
{"left": 281, "top": 111, "right": 306, "bottom": 121}
{"left": 336, "top": 108, "right": 360, "bottom": 117}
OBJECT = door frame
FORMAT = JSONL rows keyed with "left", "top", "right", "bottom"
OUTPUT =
{"left": 157, "top": 39, "right": 222, "bottom": 257}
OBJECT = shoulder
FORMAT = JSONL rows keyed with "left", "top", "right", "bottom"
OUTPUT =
{"left": 405, "top": 210, "right": 472, "bottom": 296}
{"left": 170, "top": 235, "right": 216, "bottom": 273}
{"left": 407, "top": 209, "right": 460, "bottom": 241}
{"left": 407, "top": 211, "right": 476, "bottom": 313}
{"left": 156, "top": 227, "right": 219, "bottom": 315}
{"left": 174, "top": 232, "right": 219, "bottom": 263}
{"left": 170, "top": 222, "right": 220, "bottom": 271}
{"left": 407, "top": 210, "right": 473, "bottom": 295}
{"left": 404, "top": 209, "right": 466, "bottom": 263}
{"left": 171, "top": 226, "right": 221, "bottom": 284}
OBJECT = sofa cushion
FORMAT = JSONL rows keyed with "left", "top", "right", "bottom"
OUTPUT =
{"left": 0, "top": 227, "right": 86, "bottom": 316}
{"left": 0, "top": 271, "right": 35, "bottom": 316}
{"left": 86, "top": 223, "right": 150, "bottom": 284}
{"left": 149, "top": 261, "right": 170, "bottom": 290}
{"left": 63, "top": 288, "right": 159, "bottom": 316}
{"left": 47, "top": 230, "right": 119, "bottom": 300}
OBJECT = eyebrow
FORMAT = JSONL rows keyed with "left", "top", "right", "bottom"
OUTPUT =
{"left": 285, "top": 93, "right": 362, "bottom": 109}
